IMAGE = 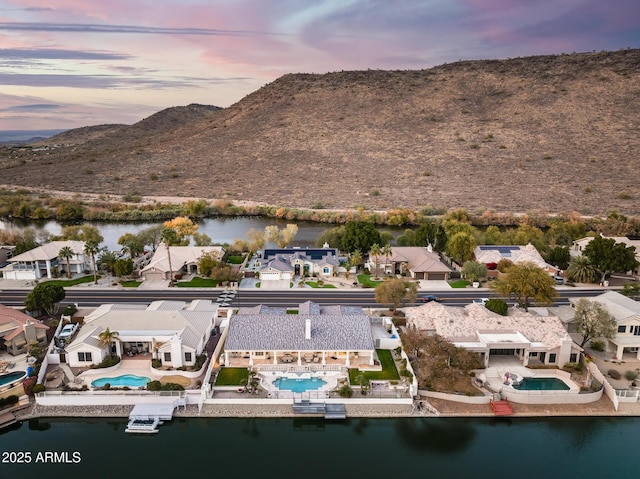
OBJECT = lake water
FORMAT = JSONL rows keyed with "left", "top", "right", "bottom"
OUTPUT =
{"left": 0, "top": 416, "right": 635, "bottom": 478}
{"left": 0, "top": 217, "right": 403, "bottom": 251}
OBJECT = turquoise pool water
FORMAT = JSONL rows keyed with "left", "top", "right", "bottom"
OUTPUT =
{"left": 0, "top": 371, "right": 27, "bottom": 388}
{"left": 273, "top": 376, "right": 327, "bottom": 393}
{"left": 91, "top": 374, "right": 150, "bottom": 388}
{"left": 514, "top": 377, "right": 570, "bottom": 391}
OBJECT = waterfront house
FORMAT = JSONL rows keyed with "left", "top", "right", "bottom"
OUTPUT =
{"left": 571, "top": 236, "right": 640, "bottom": 276}
{"left": 1, "top": 240, "right": 87, "bottom": 280}
{"left": 256, "top": 247, "right": 340, "bottom": 288}
{"left": 570, "top": 291, "right": 640, "bottom": 360}
{"left": 222, "top": 301, "right": 378, "bottom": 369}
{"left": 140, "top": 245, "right": 225, "bottom": 281}
{"left": 405, "top": 302, "right": 580, "bottom": 368}
{"left": 367, "top": 246, "right": 452, "bottom": 280}
{"left": 0, "top": 304, "right": 50, "bottom": 356}
{"left": 0, "top": 245, "right": 15, "bottom": 269}
{"left": 64, "top": 300, "right": 218, "bottom": 368}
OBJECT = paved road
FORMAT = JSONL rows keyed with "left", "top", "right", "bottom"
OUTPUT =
{"left": 0, "top": 285, "right": 615, "bottom": 309}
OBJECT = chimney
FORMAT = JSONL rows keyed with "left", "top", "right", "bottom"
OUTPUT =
{"left": 305, "top": 319, "right": 311, "bottom": 340}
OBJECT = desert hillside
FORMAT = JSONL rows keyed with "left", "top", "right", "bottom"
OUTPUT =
{"left": 2, "top": 50, "right": 639, "bottom": 216}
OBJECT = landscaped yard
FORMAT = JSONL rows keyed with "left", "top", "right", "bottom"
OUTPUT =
{"left": 357, "top": 274, "right": 384, "bottom": 288}
{"left": 215, "top": 367, "right": 248, "bottom": 386}
{"left": 348, "top": 349, "right": 400, "bottom": 383}
{"left": 176, "top": 277, "right": 219, "bottom": 287}
{"left": 449, "top": 279, "right": 470, "bottom": 288}
{"left": 120, "top": 280, "right": 142, "bottom": 288}
{"left": 45, "top": 275, "right": 101, "bottom": 286}
{"left": 227, "top": 255, "right": 244, "bottom": 264}
{"left": 306, "top": 281, "right": 336, "bottom": 288}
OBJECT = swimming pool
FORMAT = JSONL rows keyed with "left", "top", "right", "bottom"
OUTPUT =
{"left": 91, "top": 374, "right": 150, "bottom": 388}
{"left": 513, "top": 377, "right": 570, "bottom": 391}
{"left": 273, "top": 376, "right": 327, "bottom": 393}
{"left": 0, "top": 371, "right": 27, "bottom": 391}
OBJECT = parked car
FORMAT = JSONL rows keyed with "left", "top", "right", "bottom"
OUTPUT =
{"left": 58, "top": 323, "right": 78, "bottom": 340}
{"left": 552, "top": 275, "right": 564, "bottom": 285}
{"left": 419, "top": 295, "right": 441, "bottom": 303}
{"left": 472, "top": 298, "right": 489, "bottom": 305}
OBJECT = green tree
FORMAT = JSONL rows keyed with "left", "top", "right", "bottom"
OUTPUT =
{"left": 198, "top": 251, "right": 221, "bottom": 277}
{"left": 265, "top": 224, "right": 298, "bottom": 247}
{"left": 461, "top": 260, "right": 487, "bottom": 282}
{"left": 446, "top": 232, "right": 476, "bottom": 264}
{"left": 483, "top": 225, "right": 505, "bottom": 245}
{"left": 98, "top": 251, "right": 118, "bottom": 275}
{"left": 118, "top": 233, "right": 144, "bottom": 257}
{"left": 374, "top": 278, "right": 418, "bottom": 311}
{"left": 193, "top": 232, "right": 213, "bottom": 246}
{"left": 485, "top": 298, "right": 509, "bottom": 316}
{"left": 315, "top": 226, "right": 345, "bottom": 248}
{"left": 113, "top": 258, "right": 134, "bottom": 277}
{"left": 546, "top": 246, "right": 571, "bottom": 271}
{"left": 83, "top": 239, "right": 101, "bottom": 285}
{"left": 349, "top": 250, "right": 363, "bottom": 273}
{"left": 55, "top": 201, "right": 85, "bottom": 221}
{"left": 58, "top": 224, "right": 104, "bottom": 244}
{"left": 567, "top": 256, "right": 598, "bottom": 284}
{"left": 25, "top": 283, "right": 65, "bottom": 317}
{"left": 341, "top": 221, "right": 381, "bottom": 254}
{"left": 136, "top": 225, "right": 164, "bottom": 251}
{"left": 58, "top": 246, "right": 75, "bottom": 279}
{"left": 382, "top": 244, "right": 393, "bottom": 275}
{"left": 489, "top": 261, "right": 557, "bottom": 312}
{"left": 97, "top": 327, "right": 120, "bottom": 357}
{"left": 621, "top": 283, "right": 640, "bottom": 299}
{"left": 583, "top": 236, "right": 639, "bottom": 283}
{"left": 573, "top": 298, "right": 617, "bottom": 347}
{"left": 369, "top": 243, "right": 382, "bottom": 278}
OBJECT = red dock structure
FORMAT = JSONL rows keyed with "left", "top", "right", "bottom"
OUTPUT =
{"left": 490, "top": 399, "right": 513, "bottom": 416}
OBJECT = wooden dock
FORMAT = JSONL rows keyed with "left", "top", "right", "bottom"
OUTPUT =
{"left": 490, "top": 399, "right": 514, "bottom": 416}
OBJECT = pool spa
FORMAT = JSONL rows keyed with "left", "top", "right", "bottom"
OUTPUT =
{"left": 91, "top": 374, "right": 150, "bottom": 388}
{"left": 0, "top": 371, "right": 27, "bottom": 392}
{"left": 513, "top": 377, "right": 570, "bottom": 391}
{"left": 273, "top": 376, "right": 327, "bottom": 393}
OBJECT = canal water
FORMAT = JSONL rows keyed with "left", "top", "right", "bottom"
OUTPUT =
{"left": 0, "top": 217, "right": 404, "bottom": 252}
{"left": 0, "top": 416, "right": 635, "bottom": 478}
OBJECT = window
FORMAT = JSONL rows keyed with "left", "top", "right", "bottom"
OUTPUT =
{"left": 569, "top": 353, "right": 577, "bottom": 363}
{"left": 633, "top": 325, "right": 640, "bottom": 336}
{"left": 164, "top": 352, "right": 171, "bottom": 362}
{"left": 618, "top": 326, "right": 626, "bottom": 334}
{"left": 549, "top": 353, "right": 557, "bottom": 364}
{"left": 184, "top": 352, "right": 192, "bottom": 362}
{"left": 529, "top": 352, "right": 538, "bottom": 357}
{"left": 78, "top": 352, "right": 92, "bottom": 362}
{"left": 323, "top": 267, "right": 330, "bottom": 274}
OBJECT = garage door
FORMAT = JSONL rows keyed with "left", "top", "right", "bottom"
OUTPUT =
{"left": 427, "top": 273, "right": 446, "bottom": 280}
{"left": 144, "top": 271, "right": 165, "bottom": 281}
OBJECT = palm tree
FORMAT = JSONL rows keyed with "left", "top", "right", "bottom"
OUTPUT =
{"left": 58, "top": 245, "right": 74, "bottom": 279}
{"left": 350, "top": 250, "right": 362, "bottom": 274}
{"left": 98, "top": 327, "right": 120, "bottom": 357}
{"left": 370, "top": 243, "right": 382, "bottom": 279}
{"left": 567, "top": 255, "right": 598, "bottom": 284}
{"left": 160, "top": 228, "right": 178, "bottom": 286}
{"left": 83, "top": 240, "right": 100, "bottom": 284}
{"left": 382, "top": 244, "right": 393, "bottom": 276}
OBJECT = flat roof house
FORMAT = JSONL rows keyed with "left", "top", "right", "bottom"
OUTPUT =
{"left": 405, "top": 302, "right": 580, "bottom": 368}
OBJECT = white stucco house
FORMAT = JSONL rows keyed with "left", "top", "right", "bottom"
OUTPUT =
{"left": 256, "top": 247, "right": 340, "bottom": 289}
{"left": 571, "top": 236, "right": 640, "bottom": 276}
{"left": 1, "top": 240, "right": 88, "bottom": 280}
{"left": 140, "top": 245, "right": 225, "bottom": 281}
{"left": 64, "top": 300, "right": 218, "bottom": 368}
{"left": 570, "top": 291, "right": 640, "bottom": 360}
{"left": 405, "top": 302, "right": 581, "bottom": 368}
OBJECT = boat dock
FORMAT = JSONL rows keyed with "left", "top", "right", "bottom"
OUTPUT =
{"left": 293, "top": 400, "right": 346, "bottom": 419}
{"left": 125, "top": 403, "right": 177, "bottom": 434}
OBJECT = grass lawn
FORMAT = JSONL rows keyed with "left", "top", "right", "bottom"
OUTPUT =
{"left": 120, "top": 280, "right": 142, "bottom": 288}
{"left": 306, "top": 281, "right": 336, "bottom": 288}
{"left": 175, "top": 277, "right": 219, "bottom": 287}
{"left": 348, "top": 349, "right": 400, "bottom": 383}
{"left": 357, "top": 274, "right": 384, "bottom": 288}
{"left": 45, "top": 275, "right": 100, "bottom": 286}
{"left": 215, "top": 367, "right": 248, "bottom": 386}
{"left": 227, "top": 255, "right": 244, "bottom": 264}
{"left": 449, "top": 279, "right": 470, "bottom": 288}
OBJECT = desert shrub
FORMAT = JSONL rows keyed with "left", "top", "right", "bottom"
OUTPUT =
{"left": 146, "top": 380, "right": 162, "bottom": 391}
{"left": 590, "top": 339, "right": 605, "bottom": 351}
{"left": 31, "top": 384, "right": 46, "bottom": 394}
{"left": 151, "top": 359, "right": 161, "bottom": 369}
{"left": 146, "top": 380, "right": 184, "bottom": 391}
{"left": 485, "top": 298, "right": 508, "bottom": 316}
{"left": 338, "top": 384, "right": 353, "bottom": 398}
{"left": 61, "top": 304, "right": 78, "bottom": 316}
{"left": 625, "top": 370, "right": 638, "bottom": 381}
{"left": 608, "top": 369, "right": 621, "bottom": 380}
{"left": 563, "top": 362, "right": 583, "bottom": 372}
{"left": 92, "top": 355, "right": 121, "bottom": 369}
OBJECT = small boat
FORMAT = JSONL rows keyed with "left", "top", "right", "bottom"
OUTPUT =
{"left": 125, "top": 416, "right": 161, "bottom": 434}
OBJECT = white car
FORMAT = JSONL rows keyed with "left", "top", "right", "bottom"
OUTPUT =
{"left": 58, "top": 323, "right": 78, "bottom": 340}
{"left": 472, "top": 298, "right": 489, "bottom": 305}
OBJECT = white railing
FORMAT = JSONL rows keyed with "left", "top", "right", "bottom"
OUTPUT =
{"left": 615, "top": 389, "right": 640, "bottom": 401}
{"left": 255, "top": 364, "right": 344, "bottom": 373}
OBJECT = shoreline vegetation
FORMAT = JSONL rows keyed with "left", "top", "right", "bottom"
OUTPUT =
{"left": 1, "top": 186, "right": 639, "bottom": 233}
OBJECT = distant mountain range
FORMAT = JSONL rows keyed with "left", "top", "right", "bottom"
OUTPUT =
{"left": 0, "top": 129, "right": 67, "bottom": 144}
{"left": 1, "top": 49, "right": 639, "bottom": 216}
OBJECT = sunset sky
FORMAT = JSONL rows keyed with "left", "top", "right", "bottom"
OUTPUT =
{"left": 1, "top": 0, "right": 638, "bottom": 131}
